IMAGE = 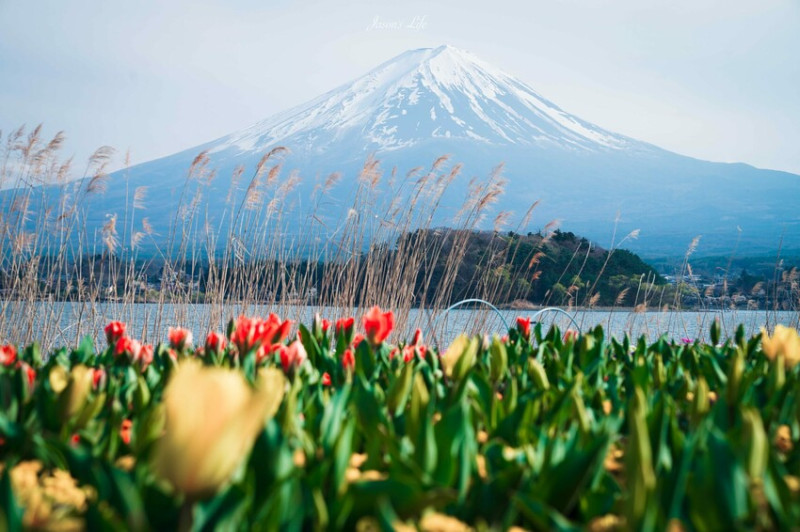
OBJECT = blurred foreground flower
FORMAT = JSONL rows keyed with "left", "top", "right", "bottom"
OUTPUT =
{"left": 761, "top": 325, "right": 800, "bottom": 368}
{"left": 4, "top": 460, "right": 94, "bottom": 530}
{"left": 419, "top": 512, "right": 473, "bottom": 532}
{"left": 152, "top": 360, "right": 285, "bottom": 499}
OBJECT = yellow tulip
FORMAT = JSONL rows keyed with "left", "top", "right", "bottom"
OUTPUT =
{"left": 761, "top": 325, "right": 800, "bottom": 368}
{"left": 152, "top": 361, "right": 285, "bottom": 499}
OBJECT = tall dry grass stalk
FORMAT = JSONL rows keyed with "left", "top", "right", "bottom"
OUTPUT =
{"left": 3, "top": 126, "right": 794, "bottom": 349}
{"left": 0, "top": 126, "right": 554, "bottom": 348}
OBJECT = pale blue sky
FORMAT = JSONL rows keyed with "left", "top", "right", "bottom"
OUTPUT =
{"left": 1, "top": 0, "right": 798, "bottom": 174}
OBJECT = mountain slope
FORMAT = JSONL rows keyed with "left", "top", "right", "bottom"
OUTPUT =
{"left": 11, "top": 45, "right": 800, "bottom": 257}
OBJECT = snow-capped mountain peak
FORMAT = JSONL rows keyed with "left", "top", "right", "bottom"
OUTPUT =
{"left": 40, "top": 45, "right": 796, "bottom": 257}
{"left": 211, "top": 45, "right": 633, "bottom": 156}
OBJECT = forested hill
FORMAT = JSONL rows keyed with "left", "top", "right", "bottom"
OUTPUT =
{"left": 399, "top": 229, "right": 665, "bottom": 307}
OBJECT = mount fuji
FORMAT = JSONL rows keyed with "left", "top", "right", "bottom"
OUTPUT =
{"left": 43, "top": 46, "right": 800, "bottom": 256}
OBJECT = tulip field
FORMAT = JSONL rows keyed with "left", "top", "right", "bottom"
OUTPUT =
{"left": 1, "top": 308, "right": 800, "bottom": 531}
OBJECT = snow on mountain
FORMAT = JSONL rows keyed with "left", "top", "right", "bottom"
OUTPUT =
{"left": 211, "top": 45, "right": 635, "bottom": 155}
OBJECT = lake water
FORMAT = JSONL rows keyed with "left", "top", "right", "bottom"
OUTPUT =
{"left": 2, "top": 301, "right": 797, "bottom": 350}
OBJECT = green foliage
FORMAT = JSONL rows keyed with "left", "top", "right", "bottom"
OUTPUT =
{"left": 1, "top": 321, "right": 799, "bottom": 530}
{"left": 400, "top": 229, "right": 665, "bottom": 307}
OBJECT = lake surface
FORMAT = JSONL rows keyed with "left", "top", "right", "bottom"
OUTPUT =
{"left": 2, "top": 300, "right": 797, "bottom": 349}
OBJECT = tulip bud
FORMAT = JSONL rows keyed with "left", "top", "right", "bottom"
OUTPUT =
{"left": 742, "top": 408, "right": 768, "bottom": 481}
{"left": 653, "top": 355, "right": 665, "bottom": 389}
{"left": 728, "top": 348, "right": 745, "bottom": 405}
{"left": 691, "top": 377, "right": 710, "bottom": 422}
{"left": 627, "top": 388, "right": 656, "bottom": 525}
{"left": 489, "top": 336, "right": 508, "bottom": 383}
{"left": 768, "top": 353, "right": 786, "bottom": 395}
{"left": 516, "top": 317, "right": 531, "bottom": 340}
{"left": 342, "top": 349, "right": 355, "bottom": 373}
{"left": 138, "top": 344, "right": 154, "bottom": 373}
{"left": 335, "top": 317, "right": 355, "bottom": 345}
{"left": 91, "top": 368, "right": 106, "bottom": 390}
{"left": 280, "top": 340, "right": 307, "bottom": 377}
{"left": 19, "top": 362, "right": 36, "bottom": 390}
{"left": 59, "top": 365, "right": 94, "bottom": 421}
{"left": 572, "top": 375, "right": 591, "bottom": 434}
{"left": 527, "top": 359, "right": 550, "bottom": 390}
{"left": 312, "top": 313, "right": 330, "bottom": 342}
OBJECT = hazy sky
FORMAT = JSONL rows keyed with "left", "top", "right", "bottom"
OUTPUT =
{"left": 1, "top": 0, "right": 798, "bottom": 174}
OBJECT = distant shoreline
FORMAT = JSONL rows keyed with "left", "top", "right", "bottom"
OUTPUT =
{"left": 3, "top": 297, "right": 793, "bottom": 315}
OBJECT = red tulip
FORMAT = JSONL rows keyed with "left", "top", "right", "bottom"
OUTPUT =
{"left": 321, "top": 372, "right": 332, "bottom": 386}
{"left": 403, "top": 346, "right": 416, "bottom": 363}
{"left": 280, "top": 340, "right": 307, "bottom": 375}
{"left": 352, "top": 333, "right": 364, "bottom": 348}
{"left": 139, "top": 344, "right": 154, "bottom": 371}
{"left": 335, "top": 316, "right": 355, "bottom": 335}
{"left": 516, "top": 317, "right": 531, "bottom": 340}
{"left": 256, "top": 344, "right": 276, "bottom": 365}
{"left": 20, "top": 362, "right": 35, "bottom": 388}
{"left": 115, "top": 337, "right": 142, "bottom": 362}
{"left": 363, "top": 306, "right": 395, "bottom": 345}
{"left": 335, "top": 316, "right": 355, "bottom": 344}
{"left": 313, "top": 313, "right": 331, "bottom": 339}
{"left": 168, "top": 327, "right": 193, "bottom": 350}
{"left": 411, "top": 328, "right": 423, "bottom": 346}
{"left": 92, "top": 367, "right": 106, "bottom": 390}
{"left": 230, "top": 314, "right": 291, "bottom": 354}
{"left": 272, "top": 317, "right": 292, "bottom": 345}
{"left": 342, "top": 349, "right": 355, "bottom": 372}
{"left": 71, "top": 434, "right": 80, "bottom": 446}
{"left": 0, "top": 344, "right": 17, "bottom": 366}
{"left": 563, "top": 329, "right": 579, "bottom": 342}
{"left": 104, "top": 321, "right": 126, "bottom": 346}
{"left": 205, "top": 331, "right": 227, "bottom": 354}
{"left": 120, "top": 419, "right": 133, "bottom": 445}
